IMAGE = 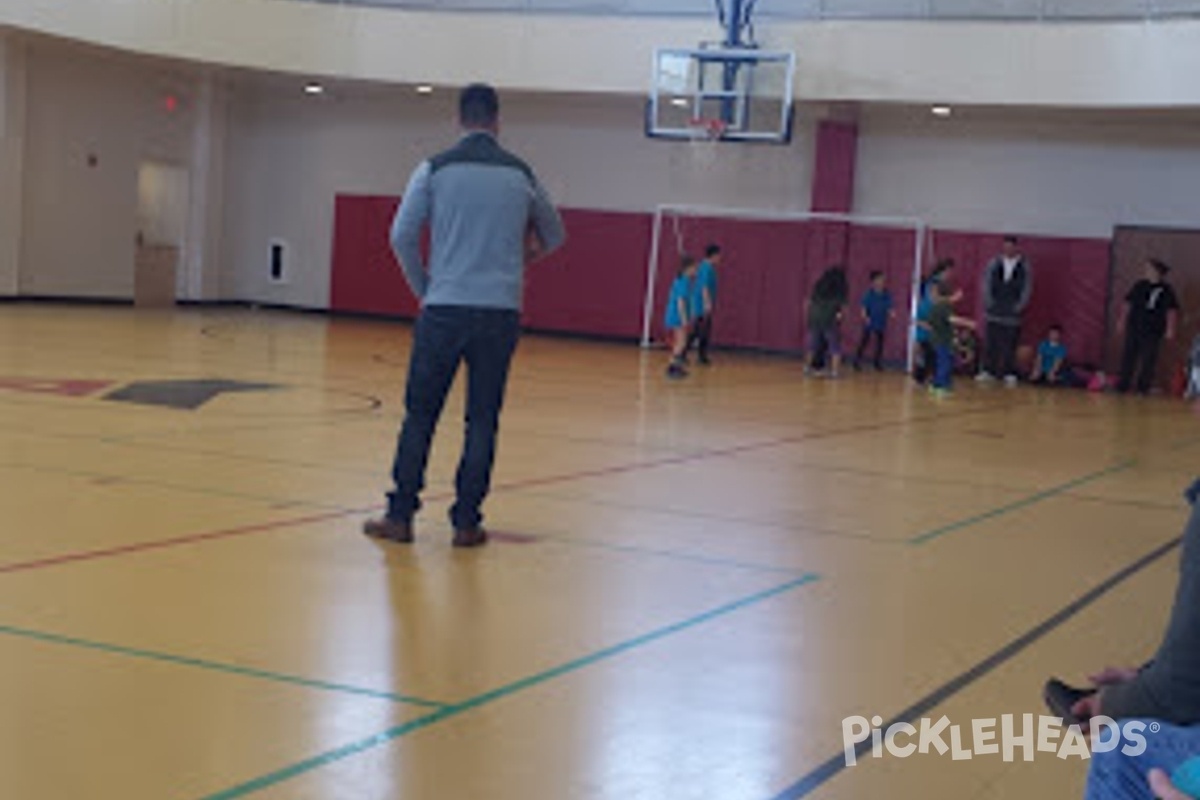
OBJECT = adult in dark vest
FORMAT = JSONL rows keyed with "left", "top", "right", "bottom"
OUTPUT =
{"left": 977, "top": 236, "right": 1033, "bottom": 387}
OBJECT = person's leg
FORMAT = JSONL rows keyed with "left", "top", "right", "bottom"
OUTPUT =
{"left": 827, "top": 327, "right": 843, "bottom": 377}
{"left": 914, "top": 340, "right": 932, "bottom": 383}
{"left": 385, "top": 307, "right": 466, "bottom": 524}
{"left": 681, "top": 321, "right": 696, "bottom": 361}
{"left": 1085, "top": 720, "right": 1200, "bottom": 800}
{"left": 981, "top": 322, "right": 1001, "bottom": 377}
{"left": 854, "top": 327, "right": 870, "bottom": 369}
{"left": 934, "top": 344, "right": 954, "bottom": 390}
{"left": 806, "top": 329, "right": 822, "bottom": 372}
{"left": 1002, "top": 324, "right": 1021, "bottom": 379}
{"left": 450, "top": 309, "right": 521, "bottom": 538}
{"left": 697, "top": 314, "right": 713, "bottom": 363}
{"left": 668, "top": 327, "right": 688, "bottom": 377}
{"left": 873, "top": 329, "right": 886, "bottom": 370}
{"left": 1137, "top": 335, "right": 1164, "bottom": 395}
{"left": 1118, "top": 329, "right": 1142, "bottom": 393}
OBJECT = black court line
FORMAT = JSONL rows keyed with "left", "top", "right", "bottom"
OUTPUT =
{"left": 766, "top": 533, "right": 1185, "bottom": 800}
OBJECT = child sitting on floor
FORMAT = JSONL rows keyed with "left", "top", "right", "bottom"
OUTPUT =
{"left": 1030, "top": 324, "right": 1070, "bottom": 386}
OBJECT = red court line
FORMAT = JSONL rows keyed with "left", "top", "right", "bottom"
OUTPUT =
{"left": 0, "top": 510, "right": 355, "bottom": 576}
{"left": 0, "top": 402, "right": 1009, "bottom": 576}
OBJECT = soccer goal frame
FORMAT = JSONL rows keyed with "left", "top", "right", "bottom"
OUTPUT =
{"left": 641, "top": 204, "right": 929, "bottom": 372}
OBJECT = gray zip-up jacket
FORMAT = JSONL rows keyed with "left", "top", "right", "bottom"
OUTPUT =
{"left": 981, "top": 255, "right": 1033, "bottom": 326}
{"left": 390, "top": 131, "right": 566, "bottom": 311}
{"left": 1101, "top": 480, "right": 1200, "bottom": 723}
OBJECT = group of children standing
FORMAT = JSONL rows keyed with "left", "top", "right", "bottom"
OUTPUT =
{"left": 799, "top": 260, "right": 975, "bottom": 394}
{"left": 663, "top": 248, "right": 1154, "bottom": 398}
{"left": 802, "top": 267, "right": 897, "bottom": 379}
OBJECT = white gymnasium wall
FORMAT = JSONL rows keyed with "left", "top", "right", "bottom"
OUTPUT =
{"left": 0, "top": 37, "right": 26, "bottom": 295}
{"left": 16, "top": 38, "right": 1200, "bottom": 308}
{"left": 854, "top": 107, "right": 1200, "bottom": 239}
{"left": 220, "top": 83, "right": 815, "bottom": 308}
{"left": 20, "top": 42, "right": 198, "bottom": 298}
{"left": 6, "top": 0, "right": 1200, "bottom": 108}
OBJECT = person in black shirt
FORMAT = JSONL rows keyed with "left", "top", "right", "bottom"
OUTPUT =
{"left": 1117, "top": 258, "right": 1180, "bottom": 395}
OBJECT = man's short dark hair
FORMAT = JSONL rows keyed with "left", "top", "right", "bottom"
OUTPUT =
{"left": 1004, "top": 235, "right": 1019, "bottom": 245}
{"left": 1049, "top": 323, "right": 1063, "bottom": 334}
{"left": 460, "top": 84, "right": 499, "bottom": 129}
{"left": 705, "top": 244, "right": 722, "bottom": 258}
{"left": 1149, "top": 258, "right": 1172, "bottom": 277}
{"left": 869, "top": 270, "right": 884, "bottom": 281}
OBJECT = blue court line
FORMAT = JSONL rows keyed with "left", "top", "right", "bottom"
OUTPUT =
{"left": 0, "top": 623, "right": 447, "bottom": 709}
{"left": 198, "top": 572, "right": 821, "bottom": 800}
{"left": 908, "top": 459, "right": 1138, "bottom": 546}
{"left": 766, "top": 534, "right": 1184, "bottom": 800}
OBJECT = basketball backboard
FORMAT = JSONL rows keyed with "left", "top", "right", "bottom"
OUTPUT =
{"left": 647, "top": 47, "right": 795, "bottom": 144}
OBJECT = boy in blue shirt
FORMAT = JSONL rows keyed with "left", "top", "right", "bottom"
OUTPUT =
{"left": 912, "top": 260, "right": 956, "bottom": 383}
{"left": 686, "top": 244, "right": 721, "bottom": 365}
{"left": 1030, "top": 324, "right": 1069, "bottom": 385}
{"left": 665, "top": 256, "right": 698, "bottom": 379}
{"left": 919, "top": 279, "right": 976, "bottom": 398}
{"left": 854, "top": 270, "right": 894, "bottom": 371}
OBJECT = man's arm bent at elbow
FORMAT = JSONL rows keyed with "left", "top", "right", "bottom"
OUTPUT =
{"left": 527, "top": 178, "right": 566, "bottom": 260}
{"left": 391, "top": 162, "right": 433, "bottom": 299}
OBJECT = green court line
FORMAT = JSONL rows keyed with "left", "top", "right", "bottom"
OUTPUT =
{"left": 198, "top": 572, "right": 821, "bottom": 800}
{"left": 0, "top": 624, "right": 447, "bottom": 709}
{"left": 908, "top": 459, "right": 1138, "bottom": 546}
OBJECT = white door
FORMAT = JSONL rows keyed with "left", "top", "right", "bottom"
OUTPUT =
{"left": 135, "top": 162, "right": 189, "bottom": 305}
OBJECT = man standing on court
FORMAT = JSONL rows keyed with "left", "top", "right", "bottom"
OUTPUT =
{"left": 977, "top": 236, "right": 1033, "bottom": 387}
{"left": 364, "top": 84, "right": 565, "bottom": 548}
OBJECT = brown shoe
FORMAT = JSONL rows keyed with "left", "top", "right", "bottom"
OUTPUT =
{"left": 452, "top": 527, "right": 488, "bottom": 548}
{"left": 362, "top": 517, "right": 414, "bottom": 544}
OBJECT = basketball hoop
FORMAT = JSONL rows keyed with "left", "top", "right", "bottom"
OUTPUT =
{"left": 686, "top": 117, "right": 727, "bottom": 170}
{"left": 688, "top": 117, "right": 728, "bottom": 142}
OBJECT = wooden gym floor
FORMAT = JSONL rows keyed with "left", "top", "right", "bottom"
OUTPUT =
{"left": 0, "top": 304, "right": 1195, "bottom": 800}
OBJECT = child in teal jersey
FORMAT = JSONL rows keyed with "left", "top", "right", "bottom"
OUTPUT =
{"left": 665, "top": 256, "right": 698, "bottom": 379}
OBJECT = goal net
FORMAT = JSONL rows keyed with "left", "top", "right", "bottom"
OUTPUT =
{"left": 641, "top": 205, "right": 928, "bottom": 371}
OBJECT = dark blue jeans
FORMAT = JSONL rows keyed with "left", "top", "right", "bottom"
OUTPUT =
{"left": 933, "top": 343, "right": 954, "bottom": 389}
{"left": 387, "top": 305, "right": 520, "bottom": 530}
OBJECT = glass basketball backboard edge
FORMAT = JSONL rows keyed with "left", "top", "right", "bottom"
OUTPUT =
{"left": 647, "top": 47, "right": 796, "bottom": 144}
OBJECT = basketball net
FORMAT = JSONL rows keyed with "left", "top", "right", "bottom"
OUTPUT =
{"left": 686, "top": 117, "right": 727, "bottom": 172}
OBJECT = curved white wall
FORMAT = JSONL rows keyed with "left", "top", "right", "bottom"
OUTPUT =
{"left": 220, "top": 88, "right": 814, "bottom": 308}
{"left": 4, "top": 0, "right": 1200, "bottom": 107}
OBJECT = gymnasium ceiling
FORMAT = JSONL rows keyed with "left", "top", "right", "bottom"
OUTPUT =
{"left": 304, "top": 0, "right": 1200, "bottom": 20}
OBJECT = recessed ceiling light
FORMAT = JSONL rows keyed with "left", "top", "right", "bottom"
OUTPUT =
{"left": 416, "top": 85, "right": 434, "bottom": 95}
{"left": 304, "top": 83, "right": 325, "bottom": 95}
{"left": 931, "top": 105, "right": 952, "bottom": 117}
